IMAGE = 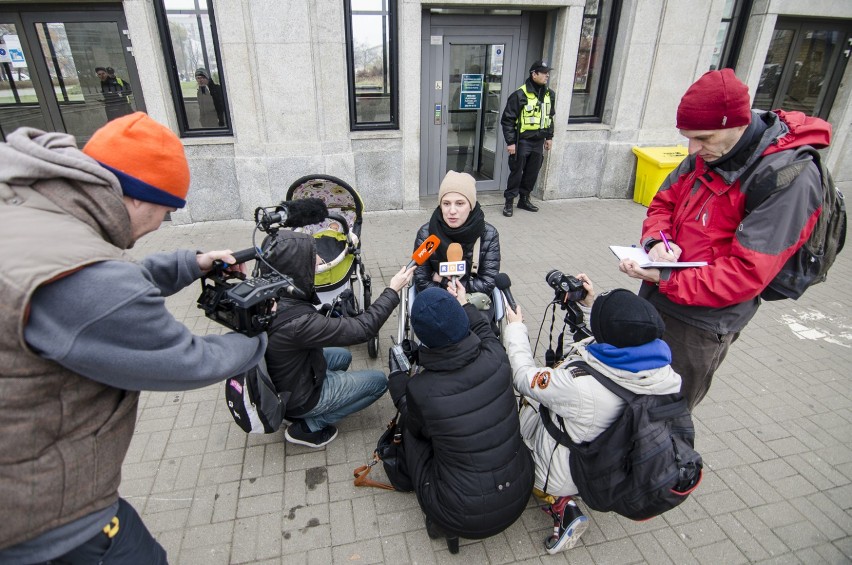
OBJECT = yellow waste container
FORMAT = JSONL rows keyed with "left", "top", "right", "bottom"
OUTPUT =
{"left": 631, "top": 146, "right": 688, "bottom": 206}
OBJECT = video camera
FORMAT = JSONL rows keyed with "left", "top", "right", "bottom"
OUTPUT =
{"left": 196, "top": 198, "right": 328, "bottom": 336}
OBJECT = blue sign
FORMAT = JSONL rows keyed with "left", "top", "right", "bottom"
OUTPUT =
{"left": 459, "top": 73, "right": 483, "bottom": 110}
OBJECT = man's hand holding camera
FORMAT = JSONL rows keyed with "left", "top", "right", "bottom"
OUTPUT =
{"left": 197, "top": 249, "right": 249, "bottom": 276}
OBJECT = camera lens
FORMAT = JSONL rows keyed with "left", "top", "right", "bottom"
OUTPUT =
{"left": 545, "top": 269, "right": 563, "bottom": 289}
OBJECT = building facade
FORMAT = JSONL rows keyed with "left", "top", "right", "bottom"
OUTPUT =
{"left": 1, "top": 0, "right": 850, "bottom": 224}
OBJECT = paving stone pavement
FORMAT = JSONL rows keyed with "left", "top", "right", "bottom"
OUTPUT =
{"left": 125, "top": 195, "right": 852, "bottom": 564}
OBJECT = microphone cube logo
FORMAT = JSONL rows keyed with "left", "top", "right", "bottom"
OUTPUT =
{"left": 439, "top": 262, "right": 466, "bottom": 276}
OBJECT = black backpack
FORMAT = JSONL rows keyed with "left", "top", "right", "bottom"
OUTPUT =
{"left": 539, "top": 361, "right": 702, "bottom": 521}
{"left": 746, "top": 147, "right": 847, "bottom": 301}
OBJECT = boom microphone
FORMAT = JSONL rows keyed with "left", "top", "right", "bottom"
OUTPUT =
{"left": 407, "top": 234, "right": 441, "bottom": 269}
{"left": 258, "top": 198, "right": 329, "bottom": 230}
{"left": 495, "top": 272, "right": 518, "bottom": 314}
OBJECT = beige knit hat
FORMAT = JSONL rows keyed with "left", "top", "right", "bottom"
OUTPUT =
{"left": 438, "top": 170, "right": 477, "bottom": 207}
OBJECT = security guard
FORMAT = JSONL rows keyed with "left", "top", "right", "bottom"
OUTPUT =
{"left": 500, "top": 60, "right": 556, "bottom": 217}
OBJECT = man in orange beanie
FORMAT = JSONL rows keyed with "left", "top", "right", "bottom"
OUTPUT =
{"left": 618, "top": 69, "right": 829, "bottom": 409}
{"left": 0, "top": 112, "right": 266, "bottom": 563}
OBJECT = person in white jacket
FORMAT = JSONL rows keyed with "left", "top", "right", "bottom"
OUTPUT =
{"left": 504, "top": 276, "right": 682, "bottom": 554}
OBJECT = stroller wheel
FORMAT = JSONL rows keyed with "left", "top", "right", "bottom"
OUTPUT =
{"left": 368, "top": 335, "right": 379, "bottom": 358}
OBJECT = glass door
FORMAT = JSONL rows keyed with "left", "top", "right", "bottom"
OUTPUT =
{"left": 444, "top": 43, "right": 506, "bottom": 184}
{"left": 0, "top": 8, "right": 142, "bottom": 144}
{"left": 0, "top": 16, "right": 48, "bottom": 137}
{"left": 440, "top": 36, "right": 514, "bottom": 192}
{"left": 754, "top": 19, "right": 851, "bottom": 119}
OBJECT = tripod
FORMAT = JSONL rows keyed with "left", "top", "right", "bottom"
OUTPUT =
{"left": 544, "top": 299, "right": 593, "bottom": 367}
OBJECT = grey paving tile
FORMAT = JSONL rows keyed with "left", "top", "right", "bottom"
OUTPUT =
{"left": 120, "top": 199, "right": 852, "bottom": 563}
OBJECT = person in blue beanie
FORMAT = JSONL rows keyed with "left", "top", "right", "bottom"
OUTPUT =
{"left": 387, "top": 283, "right": 533, "bottom": 553}
{"left": 503, "top": 276, "right": 682, "bottom": 554}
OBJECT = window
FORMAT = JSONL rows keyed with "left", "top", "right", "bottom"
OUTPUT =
{"left": 344, "top": 0, "right": 399, "bottom": 130}
{"left": 709, "top": 0, "right": 752, "bottom": 71}
{"left": 154, "top": 0, "right": 229, "bottom": 136}
{"left": 754, "top": 19, "right": 851, "bottom": 119}
{"left": 569, "top": 0, "right": 621, "bottom": 122}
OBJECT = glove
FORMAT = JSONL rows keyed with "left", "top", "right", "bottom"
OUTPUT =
{"left": 401, "top": 339, "right": 419, "bottom": 365}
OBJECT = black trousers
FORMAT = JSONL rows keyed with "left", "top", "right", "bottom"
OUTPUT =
{"left": 504, "top": 138, "right": 545, "bottom": 199}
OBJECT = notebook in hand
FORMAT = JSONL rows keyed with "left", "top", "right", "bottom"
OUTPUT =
{"left": 609, "top": 246, "right": 707, "bottom": 268}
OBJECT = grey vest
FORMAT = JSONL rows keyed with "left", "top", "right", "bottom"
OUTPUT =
{"left": 0, "top": 185, "right": 138, "bottom": 549}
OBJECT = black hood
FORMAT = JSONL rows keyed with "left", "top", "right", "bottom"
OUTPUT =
{"left": 260, "top": 230, "right": 317, "bottom": 300}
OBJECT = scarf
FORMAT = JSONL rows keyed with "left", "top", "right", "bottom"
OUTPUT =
{"left": 427, "top": 203, "right": 486, "bottom": 272}
{"left": 586, "top": 339, "right": 672, "bottom": 373}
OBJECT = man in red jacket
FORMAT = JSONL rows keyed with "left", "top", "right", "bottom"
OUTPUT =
{"left": 619, "top": 69, "right": 829, "bottom": 409}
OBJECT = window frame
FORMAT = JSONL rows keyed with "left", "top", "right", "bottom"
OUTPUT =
{"left": 568, "top": 0, "right": 622, "bottom": 124}
{"left": 343, "top": 0, "right": 399, "bottom": 130}
{"left": 153, "top": 0, "right": 231, "bottom": 137}
{"left": 711, "top": 0, "right": 753, "bottom": 71}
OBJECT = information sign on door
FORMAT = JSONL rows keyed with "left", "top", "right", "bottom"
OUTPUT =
{"left": 459, "top": 73, "right": 483, "bottom": 110}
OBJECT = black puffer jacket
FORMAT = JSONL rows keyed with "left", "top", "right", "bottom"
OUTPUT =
{"left": 388, "top": 305, "right": 534, "bottom": 539}
{"left": 413, "top": 221, "right": 500, "bottom": 295}
{"left": 262, "top": 230, "right": 400, "bottom": 416}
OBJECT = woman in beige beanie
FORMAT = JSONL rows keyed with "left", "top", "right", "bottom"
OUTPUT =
{"left": 412, "top": 171, "right": 501, "bottom": 315}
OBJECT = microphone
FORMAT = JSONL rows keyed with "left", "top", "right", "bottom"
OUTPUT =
{"left": 441, "top": 242, "right": 466, "bottom": 285}
{"left": 256, "top": 198, "right": 328, "bottom": 230}
{"left": 495, "top": 272, "right": 517, "bottom": 314}
{"left": 407, "top": 234, "right": 441, "bottom": 269}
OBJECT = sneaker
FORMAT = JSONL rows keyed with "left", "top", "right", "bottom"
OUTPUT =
{"left": 284, "top": 421, "right": 338, "bottom": 448}
{"left": 544, "top": 497, "right": 589, "bottom": 554}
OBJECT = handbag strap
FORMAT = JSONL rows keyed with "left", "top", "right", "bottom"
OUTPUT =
{"left": 353, "top": 455, "right": 395, "bottom": 491}
{"left": 352, "top": 411, "right": 401, "bottom": 491}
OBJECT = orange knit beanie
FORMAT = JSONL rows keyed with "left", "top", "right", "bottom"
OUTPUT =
{"left": 83, "top": 112, "right": 190, "bottom": 208}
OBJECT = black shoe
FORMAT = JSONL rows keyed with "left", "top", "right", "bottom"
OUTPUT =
{"left": 284, "top": 421, "right": 338, "bottom": 448}
{"left": 517, "top": 195, "right": 539, "bottom": 212}
{"left": 502, "top": 198, "right": 514, "bottom": 217}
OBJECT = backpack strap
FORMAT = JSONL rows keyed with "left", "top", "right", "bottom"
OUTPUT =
{"left": 538, "top": 361, "right": 637, "bottom": 450}
{"left": 470, "top": 237, "right": 481, "bottom": 275}
{"left": 745, "top": 147, "right": 820, "bottom": 214}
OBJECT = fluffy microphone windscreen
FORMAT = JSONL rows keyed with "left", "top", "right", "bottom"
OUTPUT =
{"left": 282, "top": 198, "right": 329, "bottom": 228}
{"left": 447, "top": 242, "right": 463, "bottom": 262}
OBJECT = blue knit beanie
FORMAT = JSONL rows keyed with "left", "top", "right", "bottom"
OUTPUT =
{"left": 411, "top": 287, "right": 469, "bottom": 348}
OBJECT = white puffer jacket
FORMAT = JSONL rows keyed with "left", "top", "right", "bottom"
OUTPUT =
{"left": 505, "top": 321, "right": 682, "bottom": 497}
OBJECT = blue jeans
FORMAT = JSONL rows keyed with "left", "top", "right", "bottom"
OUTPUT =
{"left": 299, "top": 347, "right": 387, "bottom": 432}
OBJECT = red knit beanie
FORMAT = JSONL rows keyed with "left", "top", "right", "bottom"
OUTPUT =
{"left": 676, "top": 69, "right": 751, "bottom": 131}
{"left": 83, "top": 112, "right": 190, "bottom": 208}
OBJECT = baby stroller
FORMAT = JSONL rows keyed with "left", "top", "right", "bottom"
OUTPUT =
{"left": 277, "top": 174, "right": 379, "bottom": 358}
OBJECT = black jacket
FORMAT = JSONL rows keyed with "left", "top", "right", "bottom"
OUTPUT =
{"left": 261, "top": 229, "right": 400, "bottom": 416}
{"left": 500, "top": 78, "right": 556, "bottom": 145}
{"left": 266, "top": 290, "right": 399, "bottom": 416}
{"left": 388, "top": 305, "right": 534, "bottom": 539}
{"left": 413, "top": 221, "right": 500, "bottom": 295}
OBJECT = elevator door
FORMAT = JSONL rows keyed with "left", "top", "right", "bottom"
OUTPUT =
{"left": 423, "top": 21, "right": 523, "bottom": 196}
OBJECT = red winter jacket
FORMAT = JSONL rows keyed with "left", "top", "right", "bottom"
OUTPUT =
{"left": 639, "top": 110, "right": 830, "bottom": 334}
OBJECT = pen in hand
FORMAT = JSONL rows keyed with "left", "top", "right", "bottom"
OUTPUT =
{"left": 659, "top": 231, "right": 673, "bottom": 253}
